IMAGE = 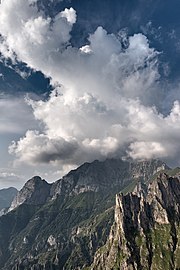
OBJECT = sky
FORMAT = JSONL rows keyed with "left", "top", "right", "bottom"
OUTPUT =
{"left": 0, "top": 0, "right": 180, "bottom": 189}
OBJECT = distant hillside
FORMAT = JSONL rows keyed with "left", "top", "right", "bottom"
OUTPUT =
{"left": 0, "top": 187, "right": 18, "bottom": 211}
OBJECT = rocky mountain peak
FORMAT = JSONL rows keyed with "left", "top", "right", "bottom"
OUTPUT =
{"left": 0, "top": 159, "right": 179, "bottom": 270}
{"left": 9, "top": 176, "right": 51, "bottom": 211}
{"left": 7, "top": 159, "right": 169, "bottom": 212}
{"left": 51, "top": 158, "right": 168, "bottom": 198}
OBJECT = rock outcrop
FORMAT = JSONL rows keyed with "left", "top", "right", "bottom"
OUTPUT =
{"left": 9, "top": 176, "right": 51, "bottom": 211}
{"left": 91, "top": 173, "right": 180, "bottom": 270}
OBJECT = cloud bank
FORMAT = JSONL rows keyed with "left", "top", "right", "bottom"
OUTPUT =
{"left": 0, "top": 0, "right": 180, "bottom": 168}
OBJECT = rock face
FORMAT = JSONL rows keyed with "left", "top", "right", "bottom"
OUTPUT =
{"left": 0, "top": 159, "right": 176, "bottom": 270}
{"left": 9, "top": 176, "right": 51, "bottom": 211}
{"left": 51, "top": 159, "right": 168, "bottom": 198}
{"left": 91, "top": 173, "right": 180, "bottom": 270}
{"left": 9, "top": 159, "right": 166, "bottom": 211}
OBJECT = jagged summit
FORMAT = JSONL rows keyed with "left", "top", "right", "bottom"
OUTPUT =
{"left": 8, "top": 159, "right": 168, "bottom": 212}
{"left": 9, "top": 176, "right": 51, "bottom": 211}
{"left": 51, "top": 158, "right": 168, "bottom": 198}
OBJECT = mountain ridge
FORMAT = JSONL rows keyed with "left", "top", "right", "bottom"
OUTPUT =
{"left": 0, "top": 158, "right": 175, "bottom": 270}
{"left": 8, "top": 159, "right": 168, "bottom": 212}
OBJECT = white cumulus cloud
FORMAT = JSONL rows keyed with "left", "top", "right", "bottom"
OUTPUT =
{"left": 0, "top": 0, "right": 179, "bottom": 169}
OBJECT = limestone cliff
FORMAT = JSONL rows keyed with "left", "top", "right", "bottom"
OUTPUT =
{"left": 91, "top": 173, "right": 180, "bottom": 270}
{"left": 0, "top": 159, "right": 174, "bottom": 270}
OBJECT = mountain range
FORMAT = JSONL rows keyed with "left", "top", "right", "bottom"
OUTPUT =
{"left": 0, "top": 158, "right": 179, "bottom": 269}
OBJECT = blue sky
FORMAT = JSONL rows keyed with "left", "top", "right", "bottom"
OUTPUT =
{"left": 0, "top": 0, "right": 180, "bottom": 189}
